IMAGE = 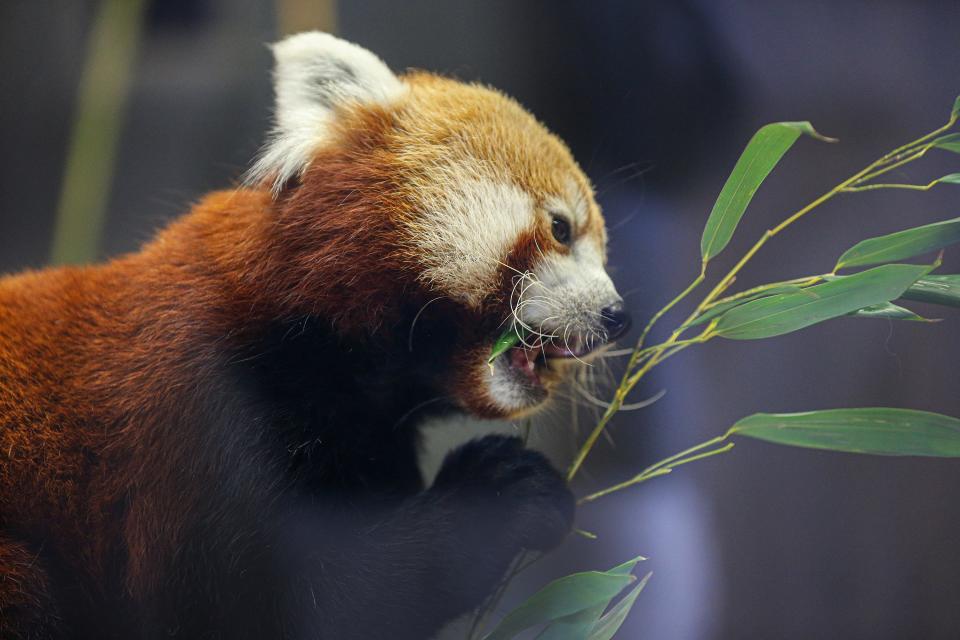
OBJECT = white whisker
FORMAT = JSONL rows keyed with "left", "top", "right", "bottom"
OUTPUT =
{"left": 408, "top": 295, "right": 446, "bottom": 352}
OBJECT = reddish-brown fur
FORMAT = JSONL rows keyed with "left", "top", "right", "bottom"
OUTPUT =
{"left": 0, "top": 129, "right": 424, "bottom": 623}
{"left": 0, "top": 66, "right": 598, "bottom": 638}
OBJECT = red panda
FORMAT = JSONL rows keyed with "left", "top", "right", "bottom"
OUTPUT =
{"left": 0, "top": 33, "right": 629, "bottom": 639}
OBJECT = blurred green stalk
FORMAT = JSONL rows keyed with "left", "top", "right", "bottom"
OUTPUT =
{"left": 276, "top": 0, "right": 338, "bottom": 36}
{"left": 50, "top": 0, "right": 146, "bottom": 265}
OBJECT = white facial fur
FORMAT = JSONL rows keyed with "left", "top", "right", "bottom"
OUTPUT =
{"left": 518, "top": 239, "right": 621, "bottom": 349}
{"left": 246, "top": 32, "right": 406, "bottom": 194}
{"left": 519, "top": 179, "right": 619, "bottom": 350}
{"left": 545, "top": 177, "right": 591, "bottom": 229}
{"left": 485, "top": 235, "right": 621, "bottom": 415}
{"left": 488, "top": 354, "right": 542, "bottom": 414}
{"left": 410, "top": 167, "right": 534, "bottom": 307}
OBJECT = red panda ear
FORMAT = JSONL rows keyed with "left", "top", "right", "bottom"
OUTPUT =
{"left": 245, "top": 31, "right": 405, "bottom": 196}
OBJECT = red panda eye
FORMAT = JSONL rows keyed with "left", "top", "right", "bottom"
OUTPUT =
{"left": 550, "top": 214, "right": 572, "bottom": 245}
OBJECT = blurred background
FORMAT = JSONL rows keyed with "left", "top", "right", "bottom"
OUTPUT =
{"left": 2, "top": 1, "right": 960, "bottom": 638}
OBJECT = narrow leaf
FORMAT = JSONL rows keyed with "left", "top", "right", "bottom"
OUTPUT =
{"left": 901, "top": 274, "right": 960, "bottom": 307}
{"left": 534, "top": 557, "right": 646, "bottom": 640}
{"left": 728, "top": 408, "right": 960, "bottom": 457}
{"left": 489, "top": 326, "right": 529, "bottom": 365}
{"left": 835, "top": 216, "right": 960, "bottom": 270}
{"left": 953, "top": 94, "right": 960, "bottom": 119}
{"left": 484, "top": 572, "right": 635, "bottom": 640}
{"left": 712, "top": 263, "right": 930, "bottom": 340}
{"left": 934, "top": 133, "right": 960, "bottom": 154}
{"left": 587, "top": 573, "right": 652, "bottom": 640}
{"left": 700, "top": 122, "right": 835, "bottom": 263}
{"left": 939, "top": 174, "right": 960, "bottom": 185}
{"left": 685, "top": 285, "right": 807, "bottom": 328}
{"left": 604, "top": 555, "right": 647, "bottom": 576}
{"left": 848, "top": 302, "right": 930, "bottom": 321}
{"left": 534, "top": 609, "right": 602, "bottom": 640}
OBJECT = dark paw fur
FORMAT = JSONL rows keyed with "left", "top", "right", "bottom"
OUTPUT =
{"left": 433, "top": 435, "right": 575, "bottom": 552}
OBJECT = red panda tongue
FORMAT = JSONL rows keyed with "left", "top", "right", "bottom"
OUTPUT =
{"left": 508, "top": 347, "right": 541, "bottom": 385}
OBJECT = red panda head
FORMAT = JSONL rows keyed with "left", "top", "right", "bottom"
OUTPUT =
{"left": 246, "top": 33, "right": 629, "bottom": 420}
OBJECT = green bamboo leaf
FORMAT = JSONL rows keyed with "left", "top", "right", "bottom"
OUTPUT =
{"left": 533, "top": 557, "right": 646, "bottom": 640}
{"left": 600, "top": 555, "right": 647, "bottom": 577}
{"left": 534, "top": 619, "right": 593, "bottom": 640}
{"left": 835, "top": 216, "right": 960, "bottom": 270}
{"left": 953, "top": 94, "right": 960, "bottom": 119}
{"left": 901, "top": 274, "right": 960, "bottom": 307}
{"left": 685, "top": 285, "right": 807, "bottom": 328}
{"left": 586, "top": 573, "right": 652, "bottom": 640}
{"left": 939, "top": 174, "right": 960, "bottom": 184}
{"left": 700, "top": 122, "right": 836, "bottom": 264}
{"left": 728, "top": 408, "right": 960, "bottom": 457}
{"left": 712, "top": 263, "right": 930, "bottom": 340}
{"left": 484, "top": 572, "right": 636, "bottom": 640}
{"left": 848, "top": 302, "right": 930, "bottom": 321}
{"left": 934, "top": 133, "right": 960, "bottom": 154}
{"left": 489, "top": 331, "right": 519, "bottom": 365}
{"left": 488, "top": 326, "right": 530, "bottom": 365}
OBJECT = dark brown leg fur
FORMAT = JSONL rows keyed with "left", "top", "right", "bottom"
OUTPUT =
{"left": 0, "top": 536, "right": 61, "bottom": 640}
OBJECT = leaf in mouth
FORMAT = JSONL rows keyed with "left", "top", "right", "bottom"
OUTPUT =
{"left": 488, "top": 325, "right": 532, "bottom": 368}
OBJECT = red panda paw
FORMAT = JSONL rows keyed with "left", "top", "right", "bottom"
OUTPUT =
{"left": 431, "top": 435, "right": 575, "bottom": 553}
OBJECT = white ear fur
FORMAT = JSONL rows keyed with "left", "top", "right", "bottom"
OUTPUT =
{"left": 245, "top": 32, "right": 405, "bottom": 195}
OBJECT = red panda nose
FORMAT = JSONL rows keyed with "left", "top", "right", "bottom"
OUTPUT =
{"left": 600, "top": 303, "right": 631, "bottom": 341}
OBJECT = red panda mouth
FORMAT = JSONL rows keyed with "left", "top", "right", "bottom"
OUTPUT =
{"left": 505, "top": 346, "right": 544, "bottom": 387}
{"left": 501, "top": 338, "right": 600, "bottom": 389}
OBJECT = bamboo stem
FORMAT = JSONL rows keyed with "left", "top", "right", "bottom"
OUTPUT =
{"left": 50, "top": 0, "right": 147, "bottom": 265}
{"left": 565, "top": 115, "right": 956, "bottom": 485}
{"left": 842, "top": 177, "right": 945, "bottom": 193}
{"left": 578, "top": 438, "right": 735, "bottom": 505}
